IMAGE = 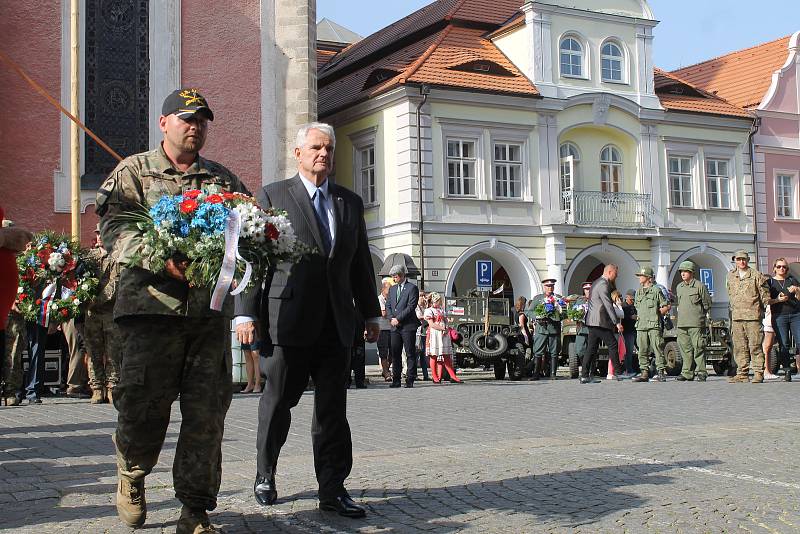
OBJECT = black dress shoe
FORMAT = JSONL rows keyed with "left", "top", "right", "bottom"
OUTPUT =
{"left": 403, "top": 383, "right": 414, "bottom": 388}
{"left": 355, "top": 383, "right": 368, "bottom": 389}
{"left": 319, "top": 494, "right": 366, "bottom": 518}
{"left": 579, "top": 377, "right": 589, "bottom": 384}
{"left": 254, "top": 474, "right": 277, "bottom": 506}
{"left": 389, "top": 382, "right": 401, "bottom": 388}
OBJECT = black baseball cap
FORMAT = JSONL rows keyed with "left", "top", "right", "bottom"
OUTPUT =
{"left": 161, "top": 88, "right": 214, "bottom": 121}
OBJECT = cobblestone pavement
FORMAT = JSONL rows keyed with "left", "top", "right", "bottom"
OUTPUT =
{"left": 1, "top": 368, "right": 799, "bottom": 533}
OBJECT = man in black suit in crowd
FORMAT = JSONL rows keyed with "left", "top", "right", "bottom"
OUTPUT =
{"left": 385, "top": 264, "right": 421, "bottom": 388}
{"left": 582, "top": 264, "right": 624, "bottom": 384}
{"left": 235, "top": 122, "right": 380, "bottom": 518}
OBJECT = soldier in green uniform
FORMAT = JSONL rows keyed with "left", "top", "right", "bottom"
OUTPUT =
{"left": 96, "top": 89, "right": 249, "bottom": 534}
{"left": 83, "top": 224, "right": 122, "bottom": 404}
{"left": 632, "top": 266, "right": 671, "bottom": 382}
{"left": 573, "top": 282, "right": 592, "bottom": 365}
{"left": 675, "top": 261, "right": 713, "bottom": 381}
{"left": 726, "top": 249, "right": 770, "bottom": 384}
{"left": 528, "top": 279, "right": 563, "bottom": 380}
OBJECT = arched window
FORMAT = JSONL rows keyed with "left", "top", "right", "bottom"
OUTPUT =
{"left": 560, "top": 37, "right": 583, "bottom": 77}
{"left": 559, "top": 142, "right": 580, "bottom": 210}
{"left": 600, "top": 145, "right": 622, "bottom": 193}
{"left": 601, "top": 41, "right": 624, "bottom": 82}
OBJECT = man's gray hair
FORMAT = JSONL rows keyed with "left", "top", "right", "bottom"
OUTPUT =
{"left": 296, "top": 122, "right": 336, "bottom": 150}
{"left": 389, "top": 264, "right": 406, "bottom": 276}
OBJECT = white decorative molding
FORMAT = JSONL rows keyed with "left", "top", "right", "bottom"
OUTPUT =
{"left": 758, "top": 30, "right": 800, "bottom": 112}
{"left": 149, "top": 0, "right": 181, "bottom": 147}
{"left": 444, "top": 240, "right": 542, "bottom": 299}
{"left": 592, "top": 94, "right": 611, "bottom": 125}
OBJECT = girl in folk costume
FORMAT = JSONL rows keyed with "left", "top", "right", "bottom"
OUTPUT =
{"left": 424, "top": 292, "right": 462, "bottom": 384}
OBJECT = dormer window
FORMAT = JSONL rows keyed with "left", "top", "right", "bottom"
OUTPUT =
{"left": 559, "top": 37, "right": 583, "bottom": 78}
{"left": 449, "top": 61, "right": 513, "bottom": 76}
{"left": 601, "top": 41, "right": 624, "bottom": 82}
{"left": 363, "top": 68, "right": 400, "bottom": 90}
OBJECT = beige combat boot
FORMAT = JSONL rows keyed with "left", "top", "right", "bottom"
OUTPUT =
{"left": 106, "top": 387, "right": 114, "bottom": 404}
{"left": 728, "top": 374, "right": 750, "bottom": 383}
{"left": 752, "top": 372, "right": 764, "bottom": 383}
{"left": 176, "top": 506, "right": 222, "bottom": 533}
{"left": 116, "top": 477, "right": 146, "bottom": 527}
{"left": 90, "top": 389, "right": 105, "bottom": 404}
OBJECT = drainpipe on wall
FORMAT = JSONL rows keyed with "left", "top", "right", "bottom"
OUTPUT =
{"left": 748, "top": 115, "right": 762, "bottom": 270}
{"left": 416, "top": 84, "right": 431, "bottom": 290}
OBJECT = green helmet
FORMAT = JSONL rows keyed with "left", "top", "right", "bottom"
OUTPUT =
{"left": 636, "top": 265, "right": 654, "bottom": 278}
{"left": 678, "top": 260, "right": 696, "bottom": 273}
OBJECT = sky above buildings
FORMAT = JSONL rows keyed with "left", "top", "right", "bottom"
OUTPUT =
{"left": 317, "top": 0, "right": 800, "bottom": 71}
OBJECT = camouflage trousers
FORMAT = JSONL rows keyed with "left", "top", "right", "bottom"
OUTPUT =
{"left": 84, "top": 309, "right": 121, "bottom": 390}
{"left": 2, "top": 311, "right": 25, "bottom": 393}
{"left": 677, "top": 327, "right": 706, "bottom": 379}
{"left": 113, "top": 316, "right": 233, "bottom": 511}
{"left": 637, "top": 328, "right": 666, "bottom": 372}
{"left": 731, "top": 320, "right": 764, "bottom": 376}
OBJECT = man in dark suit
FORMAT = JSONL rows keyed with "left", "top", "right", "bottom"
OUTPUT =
{"left": 235, "top": 122, "right": 380, "bottom": 518}
{"left": 385, "top": 265, "right": 421, "bottom": 388}
{"left": 581, "top": 264, "right": 624, "bottom": 384}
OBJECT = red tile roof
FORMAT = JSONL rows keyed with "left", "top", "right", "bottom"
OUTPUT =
{"left": 318, "top": 0, "right": 753, "bottom": 121}
{"left": 317, "top": 49, "right": 338, "bottom": 68}
{"left": 672, "top": 36, "right": 792, "bottom": 109}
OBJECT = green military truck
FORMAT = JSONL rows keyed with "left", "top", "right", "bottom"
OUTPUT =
{"left": 445, "top": 293, "right": 527, "bottom": 380}
{"left": 559, "top": 315, "right": 735, "bottom": 378}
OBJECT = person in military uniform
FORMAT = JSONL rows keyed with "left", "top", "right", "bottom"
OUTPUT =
{"left": 674, "top": 261, "right": 713, "bottom": 381}
{"left": 726, "top": 250, "right": 770, "bottom": 384}
{"left": 573, "top": 282, "right": 592, "bottom": 365}
{"left": 632, "top": 266, "right": 671, "bottom": 382}
{"left": 96, "top": 89, "right": 249, "bottom": 534}
{"left": 83, "top": 224, "right": 122, "bottom": 404}
{"left": 528, "top": 279, "right": 563, "bottom": 380}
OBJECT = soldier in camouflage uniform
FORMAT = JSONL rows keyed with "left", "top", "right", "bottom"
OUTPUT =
{"left": 527, "top": 279, "right": 563, "bottom": 379}
{"left": 726, "top": 249, "right": 770, "bottom": 384}
{"left": 632, "top": 266, "right": 671, "bottom": 383}
{"left": 83, "top": 225, "right": 122, "bottom": 404}
{"left": 96, "top": 89, "right": 249, "bottom": 534}
{"left": 2, "top": 309, "right": 25, "bottom": 406}
{"left": 674, "top": 261, "right": 713, "bottom": 381}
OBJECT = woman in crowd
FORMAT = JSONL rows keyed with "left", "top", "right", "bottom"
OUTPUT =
{"left": 608, "top": 290, "right": 626, "bottom": 380}
{"left": 377, "top": 277, "right": 393, "bottom": 381}
{"left": 762, "top": 305, "right": 776, "bottom": 379}
{"left": 515, "top": 297, "right": 531, "bottom": 379}
{"left": 240, "top": 340, "right": 262, "bottom": 393}
{"left": 415, "top": 292, "right": 430, "bottom": 381}
{"left": 766, "top": 258, "right": 799, "bottom": 381}
{"left": 424, "top": 292, "right": 461, "bottom": 384}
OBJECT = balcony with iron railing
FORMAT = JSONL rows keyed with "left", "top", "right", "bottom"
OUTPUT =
{"left": 562, "top": 190, "right": 655, "bottom": 228}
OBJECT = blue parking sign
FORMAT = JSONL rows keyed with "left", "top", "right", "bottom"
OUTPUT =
{"left": 699, "top": 268, "right": 714, "bottom": 296}
{"left": 476, "top": 260, "right": 493, "bottom": 289}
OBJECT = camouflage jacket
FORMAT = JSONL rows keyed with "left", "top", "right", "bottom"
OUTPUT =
{"left": 96, "top": 144, "right": 250, "bottom": 319}
{"left": 726, "top": 267, "right": 769, "bottom": 321}
{"left": 86, "top": 246, "right": 120, "bottom": 312}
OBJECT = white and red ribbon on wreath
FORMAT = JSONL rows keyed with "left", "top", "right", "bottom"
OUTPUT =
{"left": 210, "top": 210, "right": 253, "bottom": 311}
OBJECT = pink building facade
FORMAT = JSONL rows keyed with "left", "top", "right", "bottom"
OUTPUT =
{"left": 754, "top": 32, "right": 800, "bottom": 273}
{"left": 0, "top": 0, "right": 315, "bottom": 246}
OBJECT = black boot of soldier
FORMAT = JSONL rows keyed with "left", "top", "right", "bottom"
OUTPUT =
{"left": 529, "top": 358, "right": 541, "bottom": 381}
{"left": 550, "top": 356, "right": 558, "bottom": 380}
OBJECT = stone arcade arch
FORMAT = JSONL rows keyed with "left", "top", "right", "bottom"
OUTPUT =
{"left": 564, "top": 243, "right": 640, "bottom": 295}
{"left": 668, "top": 246, "right": 732, "bottom": 319}
{"left": 445, "top": 240, "right": 541, "bottom": 300}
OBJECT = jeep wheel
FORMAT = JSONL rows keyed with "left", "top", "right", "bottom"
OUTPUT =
{"left": 494, "top": 358, "right": 507, "bottom": 380}
{"left": 767, "top": 347, "right": 779, "bottom": 375}
{"left": 468, "top": 332, "right": 509, "bottom": 360}
{"left": 664, "top": 341, "right": 682, "bottom": 376}
{"left": 566, "top": 340, "right": 579, "bottom": 379}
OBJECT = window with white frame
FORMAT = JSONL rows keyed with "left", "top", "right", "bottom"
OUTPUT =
{"left": 447, "top": 139, "right": 477, "bottom": 197}
{"left": 493, "top": 142, "right": 522, "bottom": 199}
{"left": 706, "top": 158, "right": 730, "bottom": 209}
{"left": 601, "top": 41, "right": 623, "bottom": 82}
{"left": 669, "top": 156, "right": 693, "bottom": 207}
{"left": 559, "top": 142, "right": 580, "bottom": 209}
{"left": 776, "top": 173, "right": 797, "bottom": 218}
{"left": 357, "top": 145, "right": 376, "bottom": 205}
{"left": 560, "top": 37, "right": 583, "bottom": 77}
{"left": 600, "top": 145, "right": 622, "bottom": 193}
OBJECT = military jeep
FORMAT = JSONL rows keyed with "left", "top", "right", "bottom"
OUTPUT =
{"left": 445, "top": 293, "right": 526, "bottom": 380}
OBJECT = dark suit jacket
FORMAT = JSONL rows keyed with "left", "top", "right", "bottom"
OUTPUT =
{"left": 235, "top": 175, "right": 380, "bottom": 347}
{"left": 585, "top": 276, "right": 620, "bottom": 331}
{"left": 385, "top": 281, "right": 421, "bottom": 332}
